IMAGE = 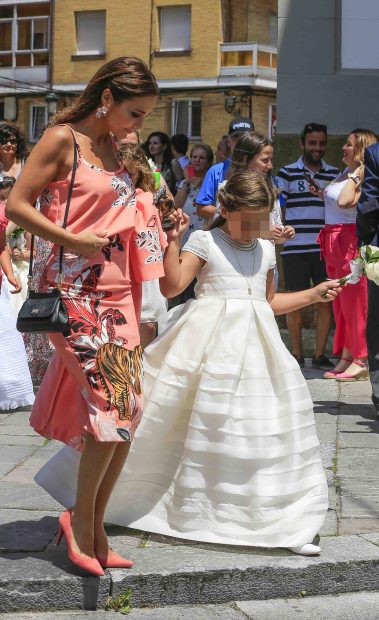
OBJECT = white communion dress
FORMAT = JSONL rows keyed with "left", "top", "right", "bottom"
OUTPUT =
{"left": 0, "top": 277, "right": 35, "bottom": 410}
{"left": 36, "top": 228, "right": 328, "bottom": 548}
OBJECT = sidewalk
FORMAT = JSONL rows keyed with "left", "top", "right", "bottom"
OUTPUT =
{"left": 0, "top": 363, "right": 378, "bottom": 614}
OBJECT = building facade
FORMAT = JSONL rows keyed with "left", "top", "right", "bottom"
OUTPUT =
{"left": 0, "top": 0, "right": 277, "bottom": 149}
{"left": 276, "top": 0, "right": 379, "bottom": 168}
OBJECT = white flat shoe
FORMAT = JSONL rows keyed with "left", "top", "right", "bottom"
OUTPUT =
{"left": 288, "top": 543, "right": 321, "bottom": 556}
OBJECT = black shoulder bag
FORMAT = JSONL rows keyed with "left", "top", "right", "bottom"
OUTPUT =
{"left": 16, "top": 137, "right": 78, "bottom": 337}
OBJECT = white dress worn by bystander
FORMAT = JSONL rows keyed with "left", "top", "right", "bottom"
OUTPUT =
{"left": 36, "top": 229, "right": 327, "bottom": 554}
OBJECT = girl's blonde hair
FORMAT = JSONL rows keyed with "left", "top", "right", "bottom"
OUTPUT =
{"left": 351, "top": 128, "right": 378, "bottom": 164}
{"left": 118, "top": 142, "right": 156, "bottom": 193}
{"left": 210, "top": 170, "right": 276, "bottom": 230}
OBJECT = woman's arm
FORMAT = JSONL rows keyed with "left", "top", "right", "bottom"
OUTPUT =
{"left": 338, "top": 179, "right": 361, "bottom": 208}
{"left": 159, "top": 212, "right": 203, "bottom": 297}
{"left": 196, "top": 203, "right": 216, "bottom": 220}
{"left": 266, "top": 271, "right": 342, "bottom": 315}
{"left": 175, "top": 181, "right": 190, "bottom": 210}
{"left": 5, "top": 221, "right": 17, "bottom": 237}
{"left": 6, "top": 126, "right": 109, "bottom": 257}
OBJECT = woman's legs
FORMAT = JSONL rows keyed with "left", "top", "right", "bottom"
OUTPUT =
{"left": 93, "top": 442, "right": 131, "bottom": 556}
{"left": 71, "top": 435, "right": 118, "bottom": 557}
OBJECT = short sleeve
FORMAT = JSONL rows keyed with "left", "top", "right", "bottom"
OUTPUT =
{"left": 130, "top": 191, "right": 168, "bottom": 284}
{"left": 268, "top": 241, "right": 276, "bottom": 270}
{"left": 181, "top": 230, "right": 209, "bottom": 261}
{"left": 196, "top": 167, "right": 217, "bottom": 205}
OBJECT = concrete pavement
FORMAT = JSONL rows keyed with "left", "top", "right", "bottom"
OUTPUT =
{"left": 0, "top": 362, "right": 378, "bottom": 613}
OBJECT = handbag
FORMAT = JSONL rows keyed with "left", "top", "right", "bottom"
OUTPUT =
{"left": 16, "top": 135, "right": 78, "bottom": 336}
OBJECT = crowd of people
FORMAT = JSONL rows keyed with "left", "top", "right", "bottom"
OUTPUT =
{"left": 0, "top": 55, "right": 378, "bottom": 575}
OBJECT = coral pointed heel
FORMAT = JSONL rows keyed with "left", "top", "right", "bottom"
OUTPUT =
{"left": 57, "top": 510, "right": 104, "bottom": 576}
{"left": 96, "top": 548, "right": 133, "bottom": 569}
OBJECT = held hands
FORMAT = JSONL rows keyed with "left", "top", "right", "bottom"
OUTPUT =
{"left": 71, "top": 230, "right": 110, "bottom": 257}
{"left": 313, "top": 279, "right": 343, "bottom": 303}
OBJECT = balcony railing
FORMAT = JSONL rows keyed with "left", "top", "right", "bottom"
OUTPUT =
{"left": 220, "top": 42, "right": 277, "bottom": 79}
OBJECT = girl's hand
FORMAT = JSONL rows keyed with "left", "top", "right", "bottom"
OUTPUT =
{"left": 271, "top": 224, "right": 285, "bottom": 241}
{"left": 70, "top": 230, "right": 110, "bottom": 257}
{"left": 282, "top": 225, "right": 296, "bottom": 240}
{"left": 165, "top": 211, "right": 190, "bottom": 242}
{"left": 8, "top": 275, "right": 22, "bottom": 294}
{"left": 312, "top": 279, "right": 343, "bottom": 303}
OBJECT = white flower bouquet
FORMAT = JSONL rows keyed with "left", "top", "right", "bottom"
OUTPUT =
{"left": 322, "top": 244, "right": 379, "bottom": 297}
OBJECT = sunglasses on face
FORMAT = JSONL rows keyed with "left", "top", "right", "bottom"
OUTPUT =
{"left": 0, "top": 137, "right": 17, "bottom": 145}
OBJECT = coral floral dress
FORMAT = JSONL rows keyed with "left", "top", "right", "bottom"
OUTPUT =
{"left": 30, "top": 129, "right": 167, "bottom": 449}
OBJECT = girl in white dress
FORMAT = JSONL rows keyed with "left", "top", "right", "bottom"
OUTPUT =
{"left": 0, "top": 176, "right": 35, "bottom": 410}
{"left": 36, "top": 170, "right": 342, "bottom": 555}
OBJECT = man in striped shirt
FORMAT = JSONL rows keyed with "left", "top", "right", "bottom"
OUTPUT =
{"left": 276, "top": 123, "right": 339, "bottom": 369}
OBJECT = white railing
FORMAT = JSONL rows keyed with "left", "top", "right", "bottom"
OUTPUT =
{"left": 220, "top": 42, "right": 277, "bottom": 78}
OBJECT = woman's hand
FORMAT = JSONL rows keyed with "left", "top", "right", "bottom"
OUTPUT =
{"left": 282, "top": 225, "right": 296, "bottom": 240}
{"left": 165, "top": 211, "right": 190, "bottom": 242}
{"left": 8, "top": 275, "right": 22, "bottom": 294}
{"left": 70, "top": 230, "right": 110, "bottom": 257}
{"left": 312, "top": 279, "right": 343, "bottom": 303}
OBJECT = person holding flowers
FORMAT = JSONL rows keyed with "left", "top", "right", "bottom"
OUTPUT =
{"left": 315, "top": 129, "right": 378, "bottom": 381}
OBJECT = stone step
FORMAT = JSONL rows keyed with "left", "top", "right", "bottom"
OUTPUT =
{"left": 3, "top": 591, "right": 379, "bottom": 619}
{"left": 1, "top": 534, "right": 379, "bottom": 614}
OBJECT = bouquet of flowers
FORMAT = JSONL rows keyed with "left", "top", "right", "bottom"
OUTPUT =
{"left": 322, "top": 244, "right": 379, "bottom": 297}
{"left": 9, "top": 226, "right": 26, "bottom": 250}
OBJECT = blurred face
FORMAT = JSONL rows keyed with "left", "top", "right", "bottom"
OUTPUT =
{"left": 0, "top": 133, "right": 17, "bottom": 160}
{"left": 301, "top": 131, "right": 327, "bottom": 166}
{"left": 105, "top": 93, "right": 157, "bottom": 141}
{"left": 222, "top": 207, "right": 271, "bottom": 243}
{"left": 148, "top": 135, "right": 164, "bottom": 157}
{"left": 0, "top": 186, "right": 12, "bottom": 201}
{"left": 247, "top": 145, "right": 273, "bottom": 174}
{"left": 342, "top": 133, "right": 357, "bottom": 168}
{"left": 191, "top": 147, "right": 209, "bottom": 175}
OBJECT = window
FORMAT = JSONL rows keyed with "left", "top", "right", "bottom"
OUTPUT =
{"left": 341, "top": 0, "right": 379, "bottom": 69}
{"left": 29, "top": 104, "right": 47, "bottom": 143}
{"left": 159, "top": 6, "right": 191, "bottom": 51}
{"left": 75, "top": 11, "right": 106, "bottom": 55}
{"left": 171, "top": 100, "right": 201, "bottom": 139}
{"left": 0, "top": 3, "right": 50, "bottom": 68}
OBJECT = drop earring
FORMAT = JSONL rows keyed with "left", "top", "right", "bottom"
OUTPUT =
{"left": 95, "top": 105, "right": 109, "bottom": 119}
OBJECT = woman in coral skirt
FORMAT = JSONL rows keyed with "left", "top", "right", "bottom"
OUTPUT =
{"left": 7, "top": 57, "right": 165, "bottom": 575}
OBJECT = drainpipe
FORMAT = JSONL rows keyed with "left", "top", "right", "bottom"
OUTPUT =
{"left": 49, "top": 0, "right": 55, "bottom": 92}
{"left": 149, "top": 0, "right": 154, "bottom": 69}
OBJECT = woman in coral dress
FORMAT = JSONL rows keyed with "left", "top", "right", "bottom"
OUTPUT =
{"left": 6, "top": 57, "right": 163, "bottom": 575}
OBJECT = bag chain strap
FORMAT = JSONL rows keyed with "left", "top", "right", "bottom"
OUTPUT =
{"left": 27, "top": 135, "right": 78, "bottom": 292}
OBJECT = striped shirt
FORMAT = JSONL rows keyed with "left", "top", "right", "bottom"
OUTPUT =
{"left": 276, "top": 157, "right": 339, "bottom": 254}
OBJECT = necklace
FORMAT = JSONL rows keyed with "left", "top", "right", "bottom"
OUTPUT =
{"left": 229, "top": 240, "right": 258, "bottom": 295}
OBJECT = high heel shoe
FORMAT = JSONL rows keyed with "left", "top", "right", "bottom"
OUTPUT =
{"left": 56, "top": 510, "right": 104, "bottom": 576}
{"left": 323, "top": 356, "right": 352, "bottom": 379}
{"left": 335, "top": 359, "right": 368, "bottom": 382}
{"left": 96, "top": 548, "right": 133, "bottom": 569}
